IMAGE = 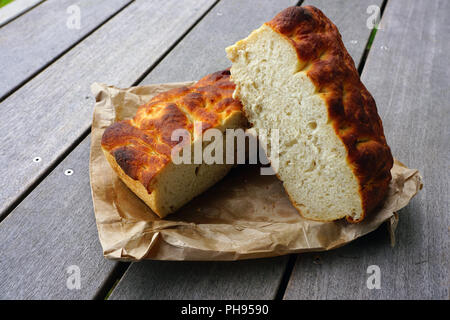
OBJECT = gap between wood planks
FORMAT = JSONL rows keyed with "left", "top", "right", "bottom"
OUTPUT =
{"left": 0, "top": 0, "right": 134, "bottom": 103}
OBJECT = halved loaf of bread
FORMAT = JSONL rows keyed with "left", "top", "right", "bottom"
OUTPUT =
{"left": 101, "top": 70, "right": 246, "bottom": 218}
{"left": 226, "top": 6, "right": 393, "bottom": 222}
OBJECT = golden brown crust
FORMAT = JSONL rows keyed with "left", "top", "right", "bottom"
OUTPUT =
{"left": 266, "top": 6, "right": 393, "bottom": 222}
{"left": 101, "top": 69, "right": 243, "bottom": 193}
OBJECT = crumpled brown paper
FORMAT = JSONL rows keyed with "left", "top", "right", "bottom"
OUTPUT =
{"left": 89, "top": 82, "right": 423, "bottom": 261}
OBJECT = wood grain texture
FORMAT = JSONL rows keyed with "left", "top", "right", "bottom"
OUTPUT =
{"left": 0, "top": 138, "right": 118, "bottom": 299}
{"left": 0, "top": 0, "right": 216, "bottom": 218}
{"left": 284, "top": 0, "right": 449, "bottom": 300}
{"left": 109, "top": 258, "right": 287, "bottom": 300}
{"left": 0, "top": 0, "right": 42, "bottom": 27}
{"left": 0, "top": 0, "right": 132, "bottom": 100}
{"left": 110, "top": 0, "right": 380, "bottom": 300}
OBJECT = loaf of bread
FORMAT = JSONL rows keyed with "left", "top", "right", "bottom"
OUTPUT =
{"left": 226, "top": 6, "right": 393, "bottom": 222}
{"left": 101, "top": 70, "right": 246, "bottom": 218}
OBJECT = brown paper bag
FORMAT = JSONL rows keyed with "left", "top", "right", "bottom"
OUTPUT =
{"left": 89, "top": 82, "right": 423, "bottom": 261}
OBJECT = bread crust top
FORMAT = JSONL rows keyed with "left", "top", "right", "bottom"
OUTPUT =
{"left": 101, "top": 70, "right": 243, "bottom": 192}
{"left": 266, "top": 6, "right": 393, "bottom": 221}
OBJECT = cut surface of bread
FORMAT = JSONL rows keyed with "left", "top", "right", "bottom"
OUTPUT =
{"left": 101, "top": 70, "right": 246, "bottom": 218}
{"left": 226, "top": 6, "right": 393, "bottom": 222}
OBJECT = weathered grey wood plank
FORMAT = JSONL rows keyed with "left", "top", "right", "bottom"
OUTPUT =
{"left": 0, "top": 0, "right": 216, "bottom": 218}
{"left": 284, "top": 0, "right": 449, "bottom": 300}
{"left": 0, "top": 0, "right": 132, "bottom": 100}
{"left": 0, "top": 138, "right": 118, "bottom": 299}
{"left": 0, "top": 0, "right": 43, "bottom": 27}
{"left": 110, "top": 0, "right": 380, "bottom": 300}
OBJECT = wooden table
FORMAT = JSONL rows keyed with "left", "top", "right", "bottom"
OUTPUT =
{"left": 0, "top": 0, "right": 447, "bottom": 300}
